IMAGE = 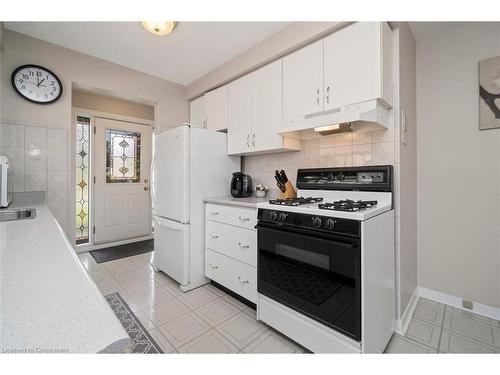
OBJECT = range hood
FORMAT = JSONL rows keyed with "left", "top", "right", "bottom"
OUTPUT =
{"left": 280, "top": 99, "right": 392, "bottom": 135}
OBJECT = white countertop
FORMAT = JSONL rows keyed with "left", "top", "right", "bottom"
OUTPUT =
{"left": 0, "top": 201, "right": 130, "bottom": 353}
{"left": 204, "top": 195, "right": 272, "bottom": 209}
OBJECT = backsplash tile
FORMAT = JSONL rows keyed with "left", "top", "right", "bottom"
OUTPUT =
{"left": 47, "top": 128, "right": 67, "bottom": 150}
{"left": 1, "top": 122, "right": 69, "bottom": 236}
{"left": 0, "top": 123, "right": 25, "bottom": 147}
{"left": 25, "top": 148, "right": 47, "bottom": 169}
{"left": 25, "top": 169, "right": 47, "bottom": 192}
{"left": 0, "top": 146, "right": 25, "bottom": 170}
{"left": 334, "top": 145, "right": 353, "bottom": 167}
{"left": 25, "top": 126, "right": 47, "bottom": 149}
{"left": 47, "top": 169, "right": 67, "bottom": 191}
{"left": 242, "top": 128, "right": 396, "bottom": 194}
{"left": 47, "top": 148, "right": 68, "bottom": 170}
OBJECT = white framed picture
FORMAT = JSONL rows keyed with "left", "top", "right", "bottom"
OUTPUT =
{"left": 479, "top": 55, "right": 500, "bottom": 130}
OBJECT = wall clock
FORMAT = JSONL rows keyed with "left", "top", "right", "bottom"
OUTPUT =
{"left": 11, "top": 64, "right": 63, "bottom": 104}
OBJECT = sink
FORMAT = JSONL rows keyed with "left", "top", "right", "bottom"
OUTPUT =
{"left": 0, "top": 208, "right": 37, "bottom": 222}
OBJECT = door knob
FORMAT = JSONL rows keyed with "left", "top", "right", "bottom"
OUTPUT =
{"left": 144, "top": 187, "right": 149, "bottom": 191}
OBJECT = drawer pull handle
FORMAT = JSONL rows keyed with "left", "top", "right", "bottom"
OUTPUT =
{"left": 238, "top": 276, "right": 249, "bottom": 284}
{"left": 210, "top": 234, "right": 219, "bottom": 239}
{"left": 238, "top": 242, "right": 249, "bottom": 248}
{"left": 210, "top": 211, "right": 219, "bottom": 215}
{"left": 238, "top": 216, "right": 250, "bottom": 222}
{"left": 210, "top": 264, "right": 218, "bottom": 269}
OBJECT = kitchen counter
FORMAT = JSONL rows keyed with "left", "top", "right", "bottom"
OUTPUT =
{"left": 204, "top": 195, "right": 272, "bottom": 209}
{"left": 0, "top": 197, "right": 130, "bottom": 353}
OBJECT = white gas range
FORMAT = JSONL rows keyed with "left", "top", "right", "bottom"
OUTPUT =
{"left": 255, "top": 166, "right": 395, "bottom": 353}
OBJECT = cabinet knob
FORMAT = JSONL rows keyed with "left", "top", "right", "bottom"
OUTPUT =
{"left": 202, "top": 119, "right": 208, "bottom": 129}
{"left": 238, "top": 242, "right": 249, "bottom": 248}
{"left": 238, "top": 216, "right": 250, "bottom": 222}
{"left": 238, "top": 276, "right": 249, "bottom": 284}
{"left": 210, "top": 211, "right": 219, "bottom": 215}
{"left": 246, "top": 134, "right": 250, "bottom": 148}
{"left": 251, "top": 134, "right": 255, "bottom": 147}
{"left": 210, "top": 264, "right": 218, "bottom": 269}
{"left": 210, "top": 234, "right": 219, "bottom": 239}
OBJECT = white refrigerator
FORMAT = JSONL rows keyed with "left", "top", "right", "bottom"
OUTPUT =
{"left": 152, "top": 125, "right": 240, "bottom": 291}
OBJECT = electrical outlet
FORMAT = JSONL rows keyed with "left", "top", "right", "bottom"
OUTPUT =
{"left": 462, "top": 300, "right": 473, "bottom": 310}
{"left": 400, "top": 110, "right": 408, "bottom": 145}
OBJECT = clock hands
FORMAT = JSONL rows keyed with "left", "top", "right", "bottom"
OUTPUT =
{"left": 37, "top": 78, "right": 46, "bottom": 88}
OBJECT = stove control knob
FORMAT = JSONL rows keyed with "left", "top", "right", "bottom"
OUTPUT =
{"left": 312, "top": 217, "right": 322, "bottom": 228}
{"left": 279, "top": 213, "right": 288, "bottom": 222}
{"left": 325, "top": 218, "right": 336, "bottom": 230}
{"left": 269, "top": 211, "right": 278, "bottom": 221}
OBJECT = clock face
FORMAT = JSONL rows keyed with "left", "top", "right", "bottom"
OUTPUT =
{"left": 11, "top": 65, "right": 63, "bottom": 104}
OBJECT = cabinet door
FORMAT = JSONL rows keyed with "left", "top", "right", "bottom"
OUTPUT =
{"left": 189, "top": 96, "right": 205, "bottom": 128}
{"left": 323, "top": 22, "right": 384, "bottom": 110}
{"left": 227, "top": 75, "right": 252, "bottom": 155}
{"left": 205, "top": 85, "right": 228, "bottom": 131}
{"left": 282, "top": 40, "right": 324, "bottom": 120}
{"left": 251, "top": 60, "right": 284, "bottom": 152}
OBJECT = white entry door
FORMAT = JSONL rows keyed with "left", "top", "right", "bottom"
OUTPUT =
{"left": 94, "top": 117, "right": 152, "bottom": 244}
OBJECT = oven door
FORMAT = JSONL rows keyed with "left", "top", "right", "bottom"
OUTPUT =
{"left": 257, "top": 222, "right": 361, "bottom": 341}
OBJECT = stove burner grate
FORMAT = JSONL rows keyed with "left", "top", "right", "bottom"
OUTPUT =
{"left": 318, "top": 199, "right": 378, "bottom": 212}
{"left": 269, "top": 197, "right": 323, "bottom": 207}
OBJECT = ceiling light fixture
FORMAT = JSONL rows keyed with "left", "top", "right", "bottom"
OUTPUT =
{"left": 141, "top": 21, "right": 176, "bottom": 36}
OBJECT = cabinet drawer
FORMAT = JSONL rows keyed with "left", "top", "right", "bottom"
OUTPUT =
{"left": 206, "top": 221, "right": 256, "bottom": 267}
{"left": 205, "top": 249, "right": 257, "bottom": 303}
{"left": 205, "top": 203, "right": 257, "bottom": 230}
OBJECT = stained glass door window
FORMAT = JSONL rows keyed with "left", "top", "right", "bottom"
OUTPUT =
{"left": 76, "top": 116, "right": 90, "bottom": 244}
{"left": 106, "top": 129, "right": 141, "bottom": 183}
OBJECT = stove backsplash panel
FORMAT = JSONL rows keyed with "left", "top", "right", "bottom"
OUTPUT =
{"left": 242, "top": 129, "right": 396, "bottom": 194}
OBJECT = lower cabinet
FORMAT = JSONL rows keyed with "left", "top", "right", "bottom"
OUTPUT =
{"left": 205, "top": 249, "right": 257, "bottom": 303}
{"left": 205, "top": 203, "right": 257, "bottom": 303}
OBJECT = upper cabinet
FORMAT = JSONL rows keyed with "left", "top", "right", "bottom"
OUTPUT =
{"left": 282, "top": 22, "right": 393, "bottom": 127}
{"left": 227, "top": 74, "right": 252, "bottom": 154}
{"left": 323, "top": 22, "right": 393, "bottom": 111}
{"left": 189, "top": 96, "right": 206, "bottom": 128}
{"left": 205, "top": 86, "right": 228, "bottom": 131}
{"left": 282, "top": 40, "right": 324, "bottom": 121}
{"left": 227, "top": 60, "right": 300, "bottom": 155}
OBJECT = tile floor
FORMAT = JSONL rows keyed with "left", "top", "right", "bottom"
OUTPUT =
{"left": 385, "top": 297, "right": 500, "bottom": 353}
{"left": 78, "top": 251, "right": 306, "bottom": 353}
{"left": 77, "top": 251, "right": 500, "bottom": 354}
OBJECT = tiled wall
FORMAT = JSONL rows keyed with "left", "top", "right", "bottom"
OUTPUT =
{"left": 243, "top": 127, "right": 397, "bottom": 193}
{"left": 0, "top": 122, "right": 69, "bottom": 235}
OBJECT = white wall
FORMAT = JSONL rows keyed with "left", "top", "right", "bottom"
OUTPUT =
{"left": 394, "top": 23, "right": 418, "bottom": 320}
{"left": 1, "top": 30, "right": 188, "bottom": 130}
{"left": 417, "top": 23, "right": 500, "bottom": 308}
{"left": 72, "top": 90, "right": 155, "bottom": 121}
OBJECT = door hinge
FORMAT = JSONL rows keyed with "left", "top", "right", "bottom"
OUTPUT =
{"left": 93, "top": 126, "right": 96, "bottom": 134}
{"left": 93, "top": 176, "right": 96, "bottom": 184}
{"left": 93, "top": 226, "right": 95, "bottom": 234}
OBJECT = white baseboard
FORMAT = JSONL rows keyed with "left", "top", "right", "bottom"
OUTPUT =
{"left": 395, "top": 286, "right": 500, "bottom": 333}
{"left": 418, "top": 287, "right": 500, "bottom": 321}
{"left": 395, "top": 287, "right": 419, "bottom": 335}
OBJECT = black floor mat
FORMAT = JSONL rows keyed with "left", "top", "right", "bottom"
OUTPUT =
{"left": 90, "top": 239, "right": 153, "bottom": 263}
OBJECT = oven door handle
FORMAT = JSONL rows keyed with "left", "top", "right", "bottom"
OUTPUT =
{"left": 255, "top": 222, "right": 359, "bottom": 248}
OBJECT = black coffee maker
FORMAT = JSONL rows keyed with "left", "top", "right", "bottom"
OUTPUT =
{"left": 230, "top": 172, "right": 252, "bottom": 198}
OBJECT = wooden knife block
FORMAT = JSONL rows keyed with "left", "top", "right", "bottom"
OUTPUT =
{"left": 279, "top": 181, "right": 297, "bottom": 199}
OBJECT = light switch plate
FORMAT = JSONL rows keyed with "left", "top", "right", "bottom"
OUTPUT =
{"left": 400, "top": 110, "right": 408, "bottom": 145}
